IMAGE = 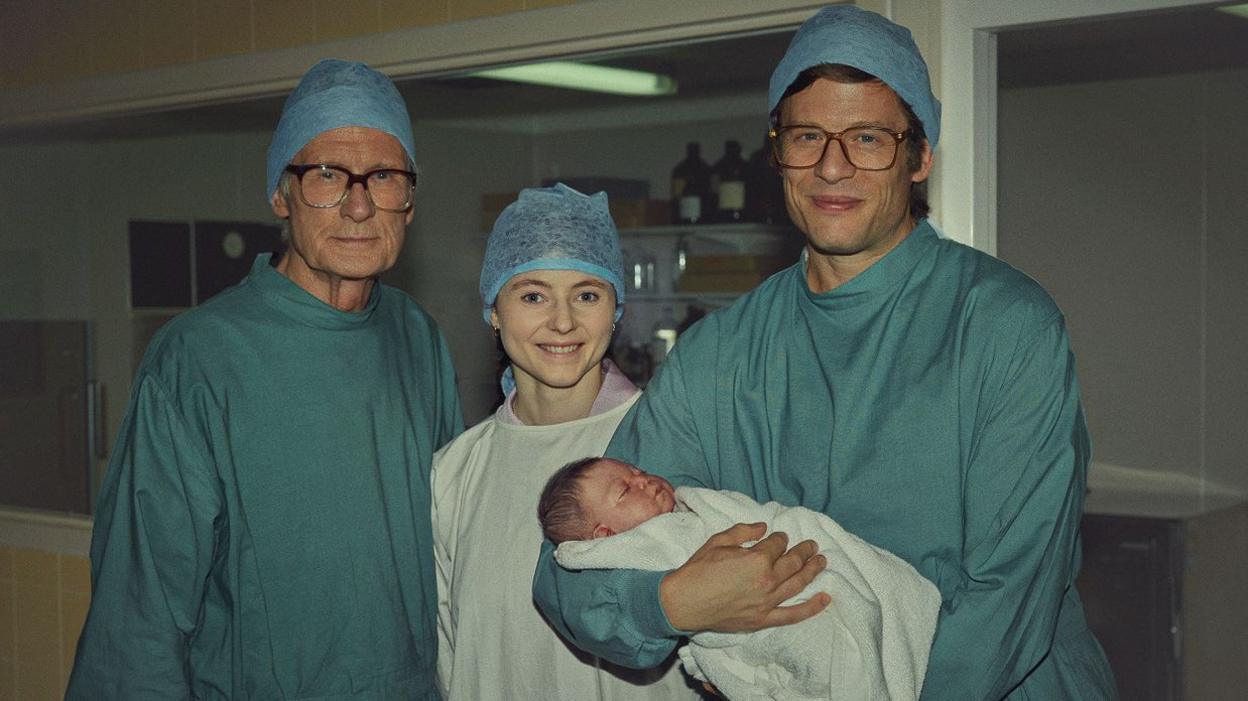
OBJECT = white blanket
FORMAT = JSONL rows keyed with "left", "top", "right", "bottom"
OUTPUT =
{"left": 555, "top": 487, "right": 941, "bottom": 701}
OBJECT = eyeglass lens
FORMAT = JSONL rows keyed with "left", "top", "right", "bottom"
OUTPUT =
{"left": 773, "top": 127, "right": 901, "bottom": 170}
{"left": 298, "top": 166, "right": 415, "bottom": 210}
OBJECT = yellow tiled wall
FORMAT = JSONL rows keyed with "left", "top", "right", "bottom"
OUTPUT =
{"left": 0, "top": 545, "right": 90, "bottom": 701}
{"left": 0, "top": 0, "right": 581, "bottom": 90}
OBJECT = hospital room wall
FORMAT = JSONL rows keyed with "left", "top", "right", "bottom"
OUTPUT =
{"left": 0, "top": 132, "right": 274, "bottom": 469}
{"left": 998, "top": 67, "right": 1248, "bottom": 495}
{"left": 0, "top": 0, "right": 586, "bottom": 91}
{"left": 0, "top": 110, "right": 768, "bottom": 470}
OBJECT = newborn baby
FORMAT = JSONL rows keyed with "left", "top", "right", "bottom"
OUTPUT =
{"left": 538, "top": 457, "right": 941, "bottom": 701}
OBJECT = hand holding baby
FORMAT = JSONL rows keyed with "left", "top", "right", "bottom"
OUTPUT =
{"left": 660, "top": 523, "right": 830, "bottom": 633}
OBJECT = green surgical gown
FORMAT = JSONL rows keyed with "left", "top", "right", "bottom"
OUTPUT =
{"left": 67, "top": 254, "right": 464, "bottom": 700}
{"left": 534, "top": 222, "right": 1117, "bottom": 700}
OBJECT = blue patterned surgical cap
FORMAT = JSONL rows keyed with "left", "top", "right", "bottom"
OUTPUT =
{"left": 479, "top": 183, "right": 626, "bottom": 326}
{"left": 768, "top": 5, "right": 941, "bottom": 150}
{"left": 265, "top": 59, "right": 416, "bottom": 201}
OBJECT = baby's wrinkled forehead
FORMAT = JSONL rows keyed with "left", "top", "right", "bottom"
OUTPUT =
{"left": 579, "top": 459, "right": 614, "bottom": 492}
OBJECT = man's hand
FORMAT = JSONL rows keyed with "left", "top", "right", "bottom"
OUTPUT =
{"left": 660, "top": 522, "right": 829, "bottom": 633}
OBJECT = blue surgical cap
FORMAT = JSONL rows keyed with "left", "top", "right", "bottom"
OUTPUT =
{"left": 265, "top": 59, "right": 416, "bottom": 201}
{"left": 768, "top": 5, "right": 941, "bottom": 151}
{"left": 479, "top": 183, "right": 626, "bottom": 326}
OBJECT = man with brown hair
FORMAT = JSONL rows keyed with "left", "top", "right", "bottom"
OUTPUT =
{"left": 535, "top": 6, "right": 1116, "bottom": 699}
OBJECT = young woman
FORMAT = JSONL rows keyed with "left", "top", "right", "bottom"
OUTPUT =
{"left": 432, "top": 184, "right": 697, "bottom": 700}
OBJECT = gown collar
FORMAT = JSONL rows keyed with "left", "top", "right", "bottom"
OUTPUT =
{"left": 799, "top": 219, "right": 938, "bottom": 309}
{"left": 248, "top": 253, "right": 381, "bottom": 330}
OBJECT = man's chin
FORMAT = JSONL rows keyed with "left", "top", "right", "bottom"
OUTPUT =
{"left": 318, "top": 256, "right": 395, "bottom": 282}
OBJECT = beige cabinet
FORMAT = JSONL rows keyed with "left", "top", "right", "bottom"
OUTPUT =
{"left": 1080, "top": 491, "right": 1248, "bottom": 700}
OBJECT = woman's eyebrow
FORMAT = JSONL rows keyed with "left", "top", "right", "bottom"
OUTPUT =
{"left": 507, "top": 278, "right": 553, "bottom": 290}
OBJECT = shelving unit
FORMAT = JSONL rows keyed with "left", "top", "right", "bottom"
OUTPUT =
{"left": 612, "top": 220, "right": 799, "bottom": 385}
{"left": 618, "top": 221, "right": 798, "bottom": 295}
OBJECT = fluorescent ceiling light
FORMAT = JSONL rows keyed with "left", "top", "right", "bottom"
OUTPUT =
{"left": 469, "top": 61, "right": 676, "bottom": 96}
{"left": 1218, "top": 3, "right": 1248, "bottom": 19}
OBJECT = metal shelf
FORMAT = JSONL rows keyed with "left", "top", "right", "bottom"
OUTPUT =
{"left": 620, "top": 222, "right": 796, "bottom": 302}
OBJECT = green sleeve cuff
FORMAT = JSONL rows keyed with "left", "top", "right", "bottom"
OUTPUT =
{"left": 618, "top": 568, "right": 685, "bottom": 640}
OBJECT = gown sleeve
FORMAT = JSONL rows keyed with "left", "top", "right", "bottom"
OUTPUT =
{"left": 431, "top": 447, "right": 457, "bottom": 698}
{"left": 531, "top": 337, "right": 713, "bottom": 668}
{"left": 432, "top": 330, "right": 466, "bottom": 448}
{"left": 920, "top": 313, "right": 1091, "bottom": 700}
{"left": 427, "top": 328, "right": 466, "bottom": 695}
{"left": 65, "top": 373, "right": 224, "bottom": 700}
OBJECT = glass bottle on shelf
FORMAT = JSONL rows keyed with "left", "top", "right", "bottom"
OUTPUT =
{"left": 651, "top": 304, "right": 679, "bottom": 363}
{"left": 746, "top": 134, "right": 788, "bottom": 225}
{"left": 670, "top": 142, "right": 711, "bottom": 225}
{"left": 673, "top": 235, "right": 690, "bottom": 288}
{"left": 745, "top": 136, "right": 770, "bottom": 223}
{"left": 624, "top": 246, "right": 655, "bottom": 294}
{"left": 713, "top": 139, "right": 747, "bottom": 223}
{"left": 623, "top": 246, "right": 641, "bottom": 292}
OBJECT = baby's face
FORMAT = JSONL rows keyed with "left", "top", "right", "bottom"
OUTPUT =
{"left": 580, "top": 459, "right": 677, "bottom": 538}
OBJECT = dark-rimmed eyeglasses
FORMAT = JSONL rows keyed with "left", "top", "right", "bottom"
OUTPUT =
{"left": 284, "top": 164, "right": 417, "bottom": 212}
{"left": 768, "top": 125, "right": 908, "bottom": 171}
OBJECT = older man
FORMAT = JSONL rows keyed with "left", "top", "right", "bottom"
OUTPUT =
{"left": 535, "top": 7, "right": 1117, "bottom": 700}
{"left": 67, "top": 60, "right": 463, "bottom": 700}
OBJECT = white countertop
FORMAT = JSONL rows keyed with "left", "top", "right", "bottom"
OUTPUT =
{"left": 0, "top": 505, "right": 93, "bottom": 556}
{"left": 1084, "top": 462, "right": 1246, "bottom": 520}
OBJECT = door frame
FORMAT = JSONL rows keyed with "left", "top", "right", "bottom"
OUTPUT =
{"left": 935, "top": 0, "right": 1213, "bottom": 253}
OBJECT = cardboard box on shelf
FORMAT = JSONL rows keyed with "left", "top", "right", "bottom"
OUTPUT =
{"left": 609, "top": 198, "right": 648, "bottom": 228}
{"left": 684, "top": 254, "right": 789, "bottom": 275}
{"left": 677, "top": 272, "right": 769, "bottom": 293}
{"left": 678, "top": 255, "right": 790, "bottom": 293}
{"left": 646, "top": 199, "right": 671, "bottom": 226}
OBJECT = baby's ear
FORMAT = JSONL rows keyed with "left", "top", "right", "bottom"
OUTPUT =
{"left": 592, "top": 524, "right": 615, "bottom": 539}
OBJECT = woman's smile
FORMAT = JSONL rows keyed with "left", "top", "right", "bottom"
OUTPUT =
{"left": 540, "top": 343, "right": 583, "bottom": 355}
